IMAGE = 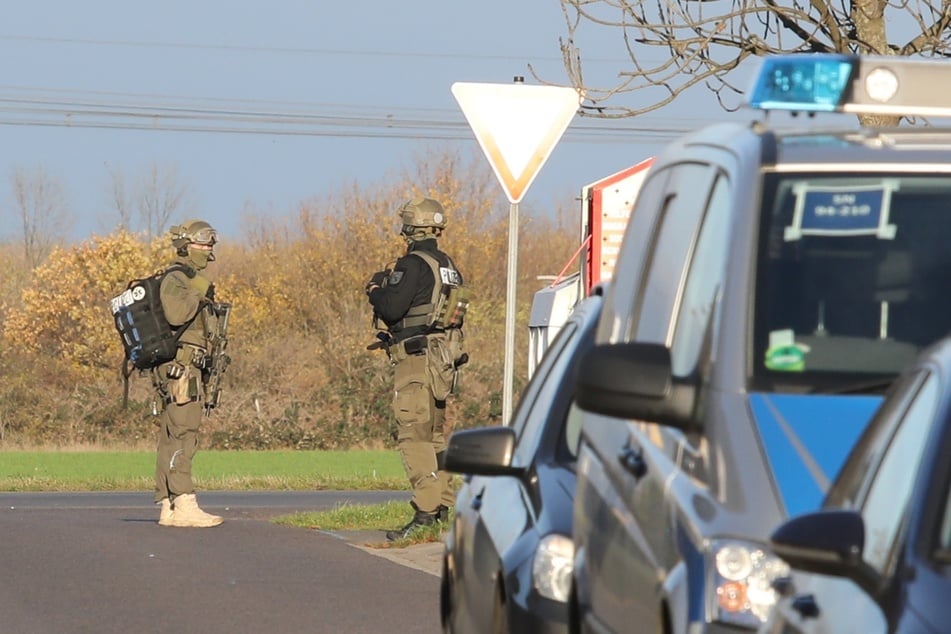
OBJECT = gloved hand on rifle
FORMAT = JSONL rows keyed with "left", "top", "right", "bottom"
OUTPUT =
{"left": 189, "top": 276, "right": 216, "bottom": 304}
{"left": 365, "top": 270, "right": 388, "bottom": 296}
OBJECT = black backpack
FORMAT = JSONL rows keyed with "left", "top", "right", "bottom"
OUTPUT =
{"left": 110, "top": 264, "right": 196, "bottom": 371}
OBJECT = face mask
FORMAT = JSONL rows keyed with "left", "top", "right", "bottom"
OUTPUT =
{"left": 188, "top": 245, "right": 213, "bottom": 270}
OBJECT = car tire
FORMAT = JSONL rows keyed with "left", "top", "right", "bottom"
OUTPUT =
{"left": 568, "top": 583, "right": 581, "bottom": 634}
{"left": 441, "top": 559, "right": 457, "bottom": 634}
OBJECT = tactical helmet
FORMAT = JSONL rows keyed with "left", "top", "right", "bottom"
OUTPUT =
{"left": 398, "top": 198, "right": 446, "bottom": 240}
{"left": 170, "top": 219, "right": 218, "bottom": 251}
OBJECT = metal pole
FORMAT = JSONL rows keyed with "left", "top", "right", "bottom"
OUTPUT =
{"left": 502, "top": 200, "right": 518, "bottom": 425}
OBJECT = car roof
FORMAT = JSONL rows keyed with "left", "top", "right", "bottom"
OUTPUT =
{"left": 658, "top": 53, "right": 951, "bottom": 169}
{"left": 665, "top": 120, "right": 951, "bottom": 170}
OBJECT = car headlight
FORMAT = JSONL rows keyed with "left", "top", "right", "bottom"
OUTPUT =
{"left": 708, "top": 539, "right": 789, "bottom": 629}
{"left": 532, "top": 533, "right": 574, "bottom": 602}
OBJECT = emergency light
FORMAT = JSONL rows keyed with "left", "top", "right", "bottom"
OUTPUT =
{"left": 747, "top": 53, "right": 951, "bottom": 118}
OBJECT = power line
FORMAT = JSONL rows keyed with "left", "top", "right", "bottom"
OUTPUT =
{"left": 0, "top": 113, "right": 685, "bottom": 145}
{"left": 0, "top": 86, "right": 712, "bottom": 145}
{"left": 0, "top": 33, "right": 634, "bottom": 65}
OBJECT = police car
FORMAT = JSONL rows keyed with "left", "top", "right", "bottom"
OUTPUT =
{"left": 569, "top": 54, "right": 951, "bottom": 633}
{"left": 765, "top": 335, "right": 951, "bottom": 633}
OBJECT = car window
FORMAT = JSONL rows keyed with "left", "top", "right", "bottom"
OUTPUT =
{"left": 827, "top": 369, "right": 929, "bottom": 508}
{"left": 670, "top": 173, "right": 731, "bottom": 376}
{"left": 858, "top": 371, "right": 939, "bottom": 574}
{"left": 600, "top": 167, "right": 671, "bottom": 343}
{"left": 510, "top": 320, "right": 579, "bottom": 440}
{"left": 633, "top": 163, "right": 717, "bottom": 345}
{"left": 753, "top": 174, "right": 951, "bottom": 391}
{"left": 514, "top": 306, "right": 602, "bottom": 467}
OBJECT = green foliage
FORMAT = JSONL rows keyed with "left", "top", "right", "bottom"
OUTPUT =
{"left": 0, "top": 148, "right": 580, "bottom": 448}
{"left": 273, "top": 500, "right": 451, "bottom": 546}
{"left": 274, "top": 500, "right": 410, "bottom": 530}
{"left": 2, "top": 231, "right": 164, "bottom": 369}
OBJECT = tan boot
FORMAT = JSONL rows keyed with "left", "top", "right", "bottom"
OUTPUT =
{"left": 158, "top": 498, "right": 175, "bottom": 526}
{"left": 168, "top": 493, "right": 223, "bottom": 528}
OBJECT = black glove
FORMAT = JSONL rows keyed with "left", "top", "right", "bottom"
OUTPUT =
{"left": 365, "top": 271, "right": 388, "bottom": 295}
{"left": 206, "top": 283, "right": 216, "bottom": 301}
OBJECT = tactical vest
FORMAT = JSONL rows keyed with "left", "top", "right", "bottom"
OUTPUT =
{"left": 398, "top": 251, "right": 470, "bottom": 331}
{"left": 110, "top": 264, "right": 197, "bottom": 370}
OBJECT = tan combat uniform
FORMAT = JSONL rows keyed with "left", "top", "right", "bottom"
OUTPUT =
{"left": 152, "top": 258, "right": 217, "bottom": 506}
{"left": 369, "top": 241, "right": 465, "bottom": 516}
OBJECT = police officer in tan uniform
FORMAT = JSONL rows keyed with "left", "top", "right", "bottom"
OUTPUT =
{"left": 153, "top": 219, "right": 223, "bottom": 528}
{"left": 366, "top": 198, "right": 469, "bottom": 540}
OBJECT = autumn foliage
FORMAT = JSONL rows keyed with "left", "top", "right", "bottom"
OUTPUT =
{"left": 0, "top": 151, "right": 581, "bottom": 448}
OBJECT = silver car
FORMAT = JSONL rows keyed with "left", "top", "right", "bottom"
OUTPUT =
{"left": 570, "top": 54, "right": 951, "bottom": 633}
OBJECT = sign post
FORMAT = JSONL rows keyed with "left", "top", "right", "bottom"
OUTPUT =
{"left": 452, "top": 80, "right": 581, "bottom": 424}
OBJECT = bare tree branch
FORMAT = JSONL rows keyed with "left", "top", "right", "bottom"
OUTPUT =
{"left": 10, "top": 166, "right": 72, "bottom": 269}
{"left": 139, "top": 162, "right": 189, "bottom": 238}
{"left": 553, "top": 0, "right": 951, "bottom": 119}
{"left": 104, "top": 162, "right": 192, "bottom": 238}
{"left": 107, "top": 165, "right": 133, "bottom": 232}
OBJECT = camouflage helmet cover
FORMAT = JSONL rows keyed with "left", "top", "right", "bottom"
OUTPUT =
{"left": 170, "top": 219, "right": 218, "bottom": 250}
{"left": 398, "top": 197, "right": 447, "bottom": 232}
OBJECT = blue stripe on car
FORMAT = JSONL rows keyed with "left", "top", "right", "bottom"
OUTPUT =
{"left": 749, "top": 393, "right": 883, "bottom": 517}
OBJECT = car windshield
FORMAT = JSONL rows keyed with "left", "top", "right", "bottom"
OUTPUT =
{"left": 753, "top": 173, "right": 951, "bottom": 393}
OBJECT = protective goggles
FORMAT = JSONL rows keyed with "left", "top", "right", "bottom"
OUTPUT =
{"left": 187, "top": 228, "right": 218, "bottom": 246}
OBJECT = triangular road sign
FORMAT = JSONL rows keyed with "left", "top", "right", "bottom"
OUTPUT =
{"left": 452, "top": 82, "right": 582, "bottom": 203}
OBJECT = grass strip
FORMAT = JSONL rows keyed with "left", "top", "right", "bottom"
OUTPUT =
{"left": 0, "top": 449, "right": 406, "bottom": 492}
{"left": 273, "top": 500, "right": 451, "bottom": 547}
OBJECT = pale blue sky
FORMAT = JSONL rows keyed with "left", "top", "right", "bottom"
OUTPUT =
{"left": 0, "top": 0, "right": 740, "bottom": 242}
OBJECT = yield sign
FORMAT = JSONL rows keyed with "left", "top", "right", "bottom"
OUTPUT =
{"left": 452, "top": 82, "right": 582, "bottom": 203}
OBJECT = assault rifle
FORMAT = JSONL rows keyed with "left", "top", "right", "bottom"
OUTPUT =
{"left": 203, "top": 302, "right": 232, "bottom": 416}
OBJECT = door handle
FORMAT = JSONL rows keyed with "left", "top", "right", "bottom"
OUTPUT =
{"left": 618, "top": 446, "right": 647, "bottom": 479}
{"left": 471, "top": 488, "right": 485, "bottom": 511}
{"left": 791, "top": 594, "right": 820, "bottom": 619}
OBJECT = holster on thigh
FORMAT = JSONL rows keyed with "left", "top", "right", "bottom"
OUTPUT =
{"left": 394, "top": 354, "right": 433, "bottom": 441}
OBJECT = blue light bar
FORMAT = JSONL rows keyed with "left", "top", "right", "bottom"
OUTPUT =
{"left": 747, "top": 54, "right": 856, "bottom": 112}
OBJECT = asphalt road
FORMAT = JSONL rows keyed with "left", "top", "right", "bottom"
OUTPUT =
{"left": 0, "top": 491, "right": 443, "bottom": 634}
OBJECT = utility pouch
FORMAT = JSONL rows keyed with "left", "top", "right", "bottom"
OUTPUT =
{"left": 402, "top": 335, "right": 428, "bottom": 355}
{"left": 434, "top": 284, "right": 471, "bottom": 329}
{"left": 168, "top": 367, "right": 201, "bottom": 405}
{"left": 427, "top": 330, "right": 466, "bottom": 400}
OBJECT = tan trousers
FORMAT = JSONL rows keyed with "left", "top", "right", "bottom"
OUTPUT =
{"left": 393, "top": 352, "right": 454, "bottom": 513}
{"left": 154, "top": 397, "right": 202, "bottom": 504}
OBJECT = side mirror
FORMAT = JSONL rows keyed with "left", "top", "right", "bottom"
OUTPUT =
{"left": 770, "top": 509, "right": 880, "bottom": 596}
{"left": 575, "top": 342, "right": 697, "bottom": 431}
{"left": 444, "top": 426, "right": 523, "bottom": 477}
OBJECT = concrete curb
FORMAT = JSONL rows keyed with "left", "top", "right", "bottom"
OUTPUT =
{"left": 322, "top": 529, "right": 444, "bottom": 578}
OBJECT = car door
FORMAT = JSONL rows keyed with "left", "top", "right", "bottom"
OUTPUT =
{"left": 585, "top": 162, "right": 729, "bottom": 631}
{"left": 574, "top": 165, "right": 672, "bottom": 629}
